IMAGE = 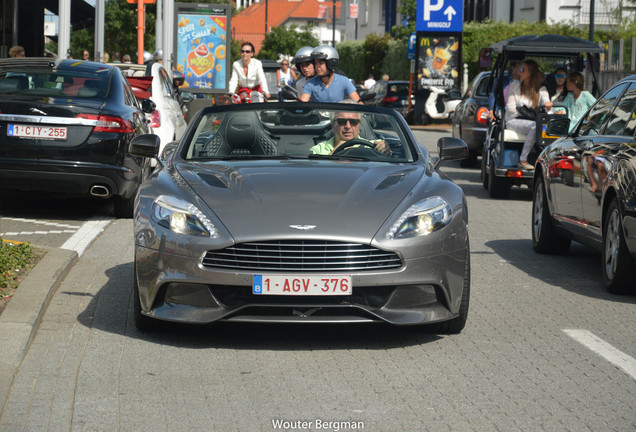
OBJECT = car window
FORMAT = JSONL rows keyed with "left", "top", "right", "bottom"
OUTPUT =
{"left": 0, "top": 70, "right": 110, "bottom": 98}
{"left": 184, "top": 107, "right": 414, "bottom": 162}
{"left": 578, "top": 83, "right": 628, "bottom": 137}
{"left": 474, "top": 74, "right": 492, "bottom": 98}
{"left": 159, "top": 67, "right": 173, "bottom": 98}
{"left": 606, "top": 82, "right": 636, "bottom": 137}
{"left": 121, "top": 77, "right": 140, "bottom": 108}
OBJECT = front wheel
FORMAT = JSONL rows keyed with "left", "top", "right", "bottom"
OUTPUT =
{"left": 601, "top": 199, "right": 636, "bottom": 294}
{"left": 532, "top": 176, "right": 570, "bottom": 254}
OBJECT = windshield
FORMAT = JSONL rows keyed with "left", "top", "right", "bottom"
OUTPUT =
{"left": 184, "top": 105, "right": 415, "bottom": 163}
{"left": 0, "top": 68, "right": 110, "bottom": 98}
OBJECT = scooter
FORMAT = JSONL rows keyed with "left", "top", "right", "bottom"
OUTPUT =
{"left": 408, "top": 86, "right": 461, "bottom": 125}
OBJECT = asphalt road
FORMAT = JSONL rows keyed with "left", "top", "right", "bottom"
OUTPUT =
{"left": 0, "top": 129, "right": 634, "bottom": 431}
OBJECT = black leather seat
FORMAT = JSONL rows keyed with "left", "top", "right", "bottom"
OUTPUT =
{"left": 204, "top": 112, "right": 278, "bottom": 157}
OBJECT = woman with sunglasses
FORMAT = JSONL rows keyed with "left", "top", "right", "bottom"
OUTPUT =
{"left": 506, "top": 59, "right": 552, "bottom": 170}
{"left": 276, "top": 59, "right": 297, "bottom": 101}
{"left": 548, "top": 67, "right": 568, "bottom": 102}
{"left": 228, "top": 42, "right": 270, "bottom": 102}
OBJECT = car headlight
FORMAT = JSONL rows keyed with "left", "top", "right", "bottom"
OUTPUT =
{"left": 386, "top": 196, "right": 452, "bottom": 239}
{"left": 151, "top": 195, "right": 218, "bottom": 237}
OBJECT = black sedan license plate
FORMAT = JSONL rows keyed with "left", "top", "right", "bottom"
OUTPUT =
{"left": 253, "top": 275, "right": 352, "bottom": 295}
{"left": 8, "top": 124, "right": 67, "bottom": 140}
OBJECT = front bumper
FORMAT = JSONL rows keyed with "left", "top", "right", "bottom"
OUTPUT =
{"left": 135, "top": 245, "right": 468, "bottom": 326}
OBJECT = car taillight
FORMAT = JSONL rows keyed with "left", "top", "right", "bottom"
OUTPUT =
{"left": 383, "top": 96, "right": 399, "bottom": 103}
{"left": 150, "top": 110, "right": 161, "bottom": 128}
{"left": 476, "top": 107, "right": 489, "bottom": 124}
{"left": 76, "top": 114, "right": 134, "bottom": 133}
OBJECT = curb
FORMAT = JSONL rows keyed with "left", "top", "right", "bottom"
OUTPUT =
{"left": 0, "top": 247, "right": 78, "bottom": 413}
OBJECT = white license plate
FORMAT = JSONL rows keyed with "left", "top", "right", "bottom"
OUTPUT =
{"left": 7, "top": 124, "right": 67, "bottom": 140}
{"left": 253, "top": 275, "right": 352, "bottom": 296}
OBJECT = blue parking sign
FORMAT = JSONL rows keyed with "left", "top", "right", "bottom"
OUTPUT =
{"left": 407, "top": 33, "right": 417, "bottom": 60}
{"left": 416, "top": 0, "right": 463, "bottom": 32}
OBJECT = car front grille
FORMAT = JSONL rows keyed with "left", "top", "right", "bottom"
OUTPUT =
{"left": 202, "top": 240, "right": 402, "bottom": 272}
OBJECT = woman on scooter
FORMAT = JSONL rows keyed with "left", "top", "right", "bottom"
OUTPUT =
{"left": 506, "top": 60, "right": 552, "bottom": 170}
{"left": 228, "top": 42, "right": 271, "bottom": 103}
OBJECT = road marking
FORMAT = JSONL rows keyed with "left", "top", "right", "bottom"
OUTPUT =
{"left": 563, "top": 329, "right": 636, "bottom": 380}
{"left": 61, "top": 217, "right": 113, "bottom": 257}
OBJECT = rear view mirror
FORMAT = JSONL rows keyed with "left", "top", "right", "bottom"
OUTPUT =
{"left": 140, "top": 98, "right": 156, "bottom": 114}
{"left": 547, "top": 117, "right": 570, "bottom": 137}
{"left": 129, "top": 134, "right": 160, "bottom": 158}
{"left": 173, "top": 76, "right": 185, "bottom": 87}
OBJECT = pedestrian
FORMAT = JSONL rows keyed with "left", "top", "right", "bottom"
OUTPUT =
{"left": 82, "top": 50, "right": 90, "bottom": 61}
{"left": 363, "top": 74, "right": 376, "bottom": 89}
{"left": 103, "top": 52, "right": 110, "bottom": 63}
{"left": 276, "top": 59, "right": 297, "bottom": 101}
{"left": 122, "top": 54, "right": 132, "bottom": 64}
{"left": 112, "top": 51, "right": 121, "bottom": 63}
{"left": 9, "top": 45, "right": 25, "bottom": 58}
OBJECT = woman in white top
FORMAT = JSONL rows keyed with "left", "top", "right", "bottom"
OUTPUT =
{"left": 506, "top": 60, "right": 552, "bottom": 170}
{"left": 276, "top": 59, "right": 297, "bottom": 100}
{"left": 228, "top": 42, "right": 270, "bottom": 102}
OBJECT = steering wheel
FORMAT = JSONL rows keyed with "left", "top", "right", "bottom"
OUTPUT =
{"left": 332, "top": 138, "right": 378, "bottom": 155}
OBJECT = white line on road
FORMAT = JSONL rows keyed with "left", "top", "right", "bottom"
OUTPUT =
{"left": 563, "top": 329, "right": 636, "bottom": 380}
{"left": 61, "top": 217, "right": 113, "bottom": 256}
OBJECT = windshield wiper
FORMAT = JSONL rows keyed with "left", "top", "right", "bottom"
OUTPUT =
{"left": 308, "top": 154, "right": 369, "bottom": 161}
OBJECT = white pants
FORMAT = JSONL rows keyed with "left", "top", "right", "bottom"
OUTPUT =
{"left": 506, "top": 118, "right": 536, "bottom": 161}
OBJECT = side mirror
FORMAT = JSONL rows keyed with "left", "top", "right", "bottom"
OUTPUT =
{"left": 140, "top": 98, "right": 156, "bottom": 114}
{"left": 435, "top": 137, "right": 468, "bottom": 168}
{"left": 448, "top": 90, "right": 462, "bottom": 99}
{"left": 546, "top": 117, "right": 570, "bottom": 137}
{"left": 129, "top": 134, "right": 161, "bottom": 158}
{"left": 180, "top": 91, "right": 195, "bottom": 103}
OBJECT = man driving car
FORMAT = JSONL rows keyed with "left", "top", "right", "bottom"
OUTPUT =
{"left": 310, "top": 111, "right": 391, "bottom": 156}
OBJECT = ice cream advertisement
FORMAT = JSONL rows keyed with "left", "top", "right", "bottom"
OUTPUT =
{"left": 175, "top": 5, "right": 231, "bottom": 93}
{"left": 417, "top": 35, "right": 461, "bottom": 91}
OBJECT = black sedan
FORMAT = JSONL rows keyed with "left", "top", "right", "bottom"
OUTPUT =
{"left": 0, "top": 58, "right": 155, "bottom": 218}
{"left": 364, "top": 80, "right": 413, "bottom": 118}
{"left": 532, "top": 75, "right": 636, "bottom": 294}
{"left": 451, "top": 71, "right": 493, "bottom": 167}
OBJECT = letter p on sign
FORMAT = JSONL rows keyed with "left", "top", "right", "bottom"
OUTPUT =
{"left": 424, "top": 0, "right": 444, "bottom": 20}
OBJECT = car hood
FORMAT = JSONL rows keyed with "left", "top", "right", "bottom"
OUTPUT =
{"left": 176, "top": 160, "right": 426, "bottom": 240}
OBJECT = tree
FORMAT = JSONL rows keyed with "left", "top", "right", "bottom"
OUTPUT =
{"left": 257, "top": 25, "right": 319, "bottom": 61}
{"left": 392, "top": 0, "right": 415, "bottom": 40}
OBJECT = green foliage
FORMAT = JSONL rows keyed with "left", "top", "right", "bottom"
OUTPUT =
{"left": 363, "top": 33, "right": 391, "bottom": 83}
{"left": 257, "top": 25, "right": 320, "bottom": 61}
{"left": 462, "top": 20, "right": 588, "bottom": 80}
{"left": 380, "top": 39, "right": 410, "bottom": 81}
{"left": 392, "top": 0, "right": 415, "bottom": 40}
{"left": 336, "top": 40, "right": 365, "bottom": 83}
{"left": 0, "top": 241, "right": 36, "bottom": 292}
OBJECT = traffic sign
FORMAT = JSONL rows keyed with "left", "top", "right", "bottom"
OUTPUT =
{"left": 416, "top": 0, "right": 463, "bottom": 32}
{"left": 407, "top": 33, "right": 416, "bottom": 60}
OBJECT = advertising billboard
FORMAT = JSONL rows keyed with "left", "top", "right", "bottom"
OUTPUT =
{"left": 416, "top": 33, "right": 461, "bottom": 91}
{"left": 174, "top": 3, "right": 232, "bottom": 93}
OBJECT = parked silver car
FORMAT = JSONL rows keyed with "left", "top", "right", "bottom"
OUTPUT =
{"left": 129, "top": 103, "right": 470, "bottom": 332}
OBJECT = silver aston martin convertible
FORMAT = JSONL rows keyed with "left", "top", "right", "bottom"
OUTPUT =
{"left": 130, "top": 102, "right": 470, "bottom": 333}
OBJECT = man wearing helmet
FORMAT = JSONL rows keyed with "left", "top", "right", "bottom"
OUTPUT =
{"left": 300, "top": 45, "right": 361, "bottom": 103}
{"left": 293, "top": 46, "right": 315, "bottom": 94}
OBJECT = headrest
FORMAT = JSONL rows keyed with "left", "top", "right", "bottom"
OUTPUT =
{"left": 225, "top": 113, "right": 257, "bottom": 150}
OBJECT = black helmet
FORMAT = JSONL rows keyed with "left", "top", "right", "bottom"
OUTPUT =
{"left": 311, "top": 45, "right": 339, "bottom": 72}
{"left": 294, "top": 46, "right": 314, "bottom": 67}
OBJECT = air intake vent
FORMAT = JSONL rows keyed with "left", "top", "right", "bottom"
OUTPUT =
{"left": 203, "top": 240, "right": 402, "bottom": 272}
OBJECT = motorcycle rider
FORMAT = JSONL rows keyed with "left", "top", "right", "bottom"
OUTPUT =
{"left": 293, "top": 46, "right": 315, "bottom": 94}
{"left": 300, "top": 45, "right": 361, "bottom": 103}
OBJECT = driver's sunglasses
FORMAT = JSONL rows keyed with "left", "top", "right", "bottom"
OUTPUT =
{"left": 519, "top": 66, "right": 525, "bottom": 72}
{"left": 335, "top": 118, "right": 360, "bottom": 126}
{"left": 240, "top": 50, "right": 252, "bottom": 54}
{"left": 555, "top": 74, "right": 566, "bottom": 79}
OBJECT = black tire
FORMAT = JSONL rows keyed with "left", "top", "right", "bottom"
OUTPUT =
{"left": 133, "top": 263, "right": 160, "bottom": 331}
{"left": 426, "top": 251, "right": 470, "bottom": 334}
{"left": 480, "top": 148, "right": 489, "bottom": 189}
{"left": 532, "top": 176, "right": 571, "bottom": 254}
{"left": 487, "top": 159, "right": 511, "bottom": 199}
{"left": 601, "top": 199, "right": 636, "bottom": 294}
{"left": 459, "top": 150, "right": 478, "bottom": 168}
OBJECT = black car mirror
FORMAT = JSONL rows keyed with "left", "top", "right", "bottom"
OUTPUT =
{"left": 435, "top": 137, "right": 468, "bottom": 168}
{"left": 546, "top": 117, "right": 570, "bottom": 137}
{"left": 180, "top": 91, "right": 194, "bottom": 103}
{"left": 173, "top": 76, "right": 185, "bottom": 87}
{"left": 129, "top": 134, "right": 161, "bottom": 158}
{"left": 140, "top": 98, "right": 156, "bottom": 114}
